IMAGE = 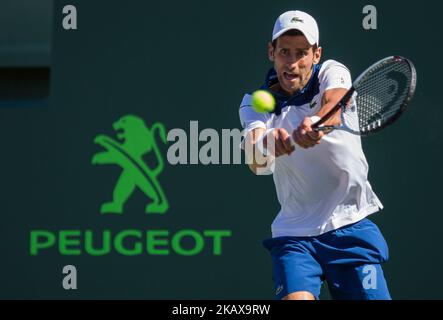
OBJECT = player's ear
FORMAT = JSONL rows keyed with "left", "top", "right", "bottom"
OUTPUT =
{"left": 268, "top": 42, "right": 275, "bottom": 62}
{"left": 313, "top": 46, "right": 322, "bottom": 64}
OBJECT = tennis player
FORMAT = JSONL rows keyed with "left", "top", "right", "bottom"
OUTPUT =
{"left": 239, "top": 10, "right": 391, "bottom": 300}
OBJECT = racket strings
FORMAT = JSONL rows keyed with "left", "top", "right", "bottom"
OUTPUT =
{"left": 354, "top": 60, "right": 412, "bottom": 132}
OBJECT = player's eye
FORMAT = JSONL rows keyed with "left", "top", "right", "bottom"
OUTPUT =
{"left": 280, "top": 49, "right": 289, "bottom": 56}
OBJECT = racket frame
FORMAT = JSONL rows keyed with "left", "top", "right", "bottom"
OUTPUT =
{"left": 311, "top": 56, "right": 417, "bottom": 136}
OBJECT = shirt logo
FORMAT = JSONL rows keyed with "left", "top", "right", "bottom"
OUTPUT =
{"left": 309, "top": 99, "right": 317, "bottom": 109}
{"left": 291, "top": 17, "right": 304, "bottom": 23}
{"left": 275, "top": 285, "right": 284, "bottom": 296}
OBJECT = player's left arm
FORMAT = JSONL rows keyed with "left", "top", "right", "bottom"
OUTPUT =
{"left": 293, "top": 88, "right": 347, "bottom": 148}
{"left": 317, "top": 88, "right": 348, "bottom": 125}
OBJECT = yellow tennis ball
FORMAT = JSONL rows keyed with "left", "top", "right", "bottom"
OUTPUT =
{"left": 251, "top": 90, "right": 275, "bottom": 113}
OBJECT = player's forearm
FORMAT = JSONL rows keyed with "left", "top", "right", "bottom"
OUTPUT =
{"left": 315, "top": 101, "right": 341, "bottom": 127}
{"left": 316, "top": 88, "right": 348, "bottom": 127}
{"left": 244, "top": 128, "right": 272, "bottom": 174}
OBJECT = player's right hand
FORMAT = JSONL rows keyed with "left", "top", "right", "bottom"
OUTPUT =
{"left": 293, "top": 117, "right": 324, "bottom": 149}
{"left": 263, "top": 128, "right": 295, "bottom": 157}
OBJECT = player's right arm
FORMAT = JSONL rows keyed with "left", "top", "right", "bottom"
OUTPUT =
{"left": 244, "top": 127, "right": 268, "bottom": 174}
{"left": 240, "top": 93, "right": 294, "bottom": 175}
{"left": 244, "top": 127, "right": 295, "bottom": 175}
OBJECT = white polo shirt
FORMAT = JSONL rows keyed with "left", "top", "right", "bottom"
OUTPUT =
{"left": 239, "top": 60, "right": 383, "bottom": 237}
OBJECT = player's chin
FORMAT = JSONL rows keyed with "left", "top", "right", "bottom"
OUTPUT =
{"left": 283, "top": 82, "right": 302, "bottom": 94}
{"left": 281, "top": 77, "right": 300, "bottom": 88}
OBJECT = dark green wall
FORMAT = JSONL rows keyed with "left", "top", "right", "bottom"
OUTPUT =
{"left": 0, "top": 0, "right": 53, "bottom": 66}
{"left": 0, "top": 0, "right": 442, "bottom": 299}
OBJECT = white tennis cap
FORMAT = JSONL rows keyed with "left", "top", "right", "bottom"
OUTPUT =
{"left": 272, "top": 10, "right": 319, "bottom": 45}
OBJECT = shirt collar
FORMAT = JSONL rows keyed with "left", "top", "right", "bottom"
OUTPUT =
{"left": 259, "top": 63, "right": 322, "bottom": 115}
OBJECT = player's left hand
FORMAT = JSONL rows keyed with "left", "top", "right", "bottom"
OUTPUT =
{"left": 293, "top": 117, "right": 324, "bottom": 149}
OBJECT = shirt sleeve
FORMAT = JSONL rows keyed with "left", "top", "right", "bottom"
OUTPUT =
{"left": 239, "top": 94, "right": 270, "bottom": 131}
{"left": 320, "top": 61, "right": 353, "bottom": 91}
{"left": 238, "top": 93, "right": 271, "bottom": 150}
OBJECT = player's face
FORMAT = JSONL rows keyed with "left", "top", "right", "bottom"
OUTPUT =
{"left": 268, "top": 35, "right": 321, "bottom": 96}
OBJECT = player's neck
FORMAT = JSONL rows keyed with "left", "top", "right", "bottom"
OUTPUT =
{"left": 269, "top": 83, "right": 290, "bottom": 96}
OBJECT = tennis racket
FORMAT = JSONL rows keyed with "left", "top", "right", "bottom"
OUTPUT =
{"left": 312, "top": 56, "right": 417, "bottom": 136}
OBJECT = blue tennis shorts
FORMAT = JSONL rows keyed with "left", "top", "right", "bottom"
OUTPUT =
{"left": 263, "top": 218, "right": 391, "bottom": 300}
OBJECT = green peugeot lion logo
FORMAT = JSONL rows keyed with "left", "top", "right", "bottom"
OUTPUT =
{"left": 92, "top": 115, "right": 169, "bottom": 214}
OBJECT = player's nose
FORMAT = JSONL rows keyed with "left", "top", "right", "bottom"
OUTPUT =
{"left": 286, "top": 63, "right": 299, "bottom": 73}
{"left": 286, "top": 58, "right": 301, "bottom": 70}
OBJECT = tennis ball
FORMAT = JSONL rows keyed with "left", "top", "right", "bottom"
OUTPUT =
{"left": 251, "top": 90, "right": 275, "bottom": 113}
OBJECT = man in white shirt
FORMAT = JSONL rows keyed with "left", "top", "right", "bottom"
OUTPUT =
{"left": 239, "top": 10, "right": 390, "bottom": 300}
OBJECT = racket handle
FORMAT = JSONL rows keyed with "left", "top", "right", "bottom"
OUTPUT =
{"left": 313, "top": 126, "right": 335, "bottom": 134}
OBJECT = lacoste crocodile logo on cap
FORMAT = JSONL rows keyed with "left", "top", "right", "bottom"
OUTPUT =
{"left": 291, "top": 16, "right": 304, "bottom": 23}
